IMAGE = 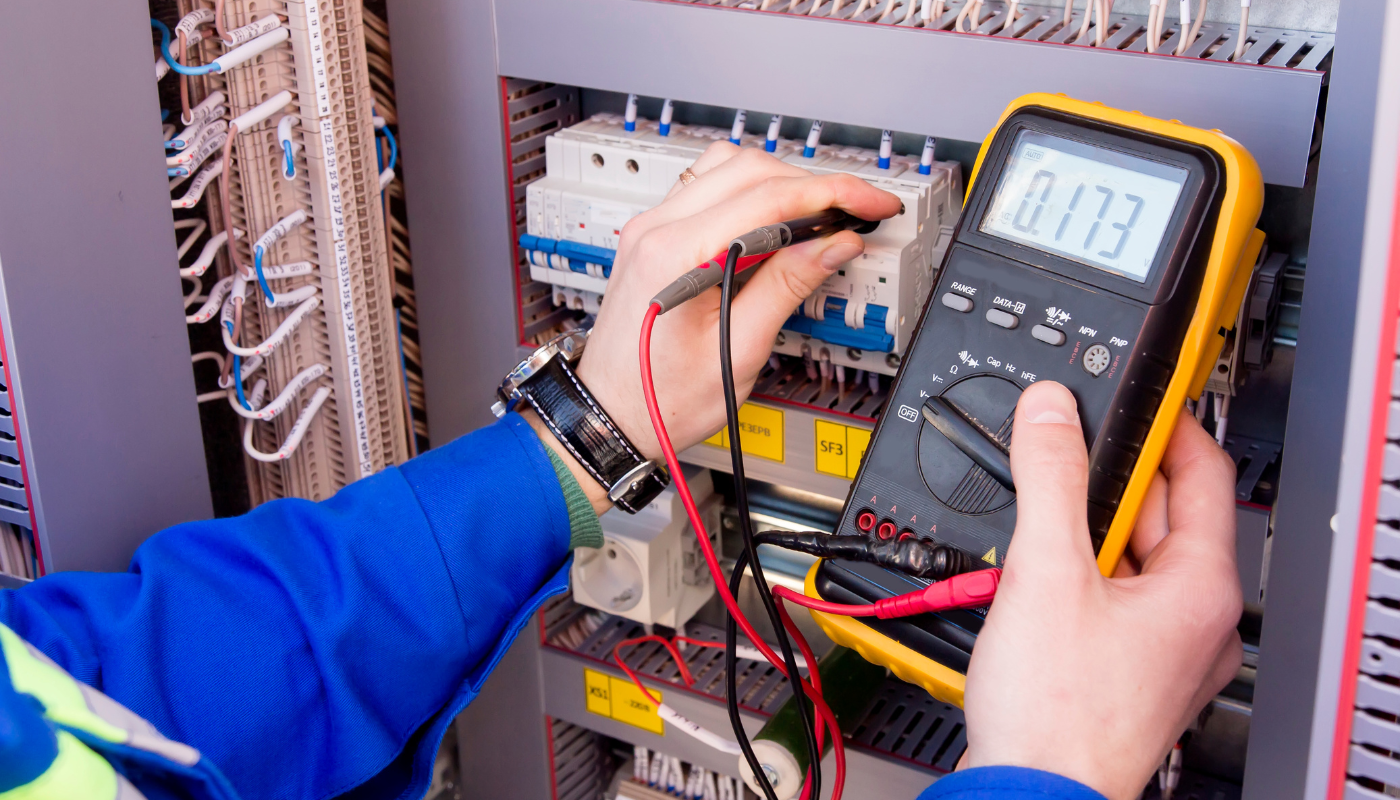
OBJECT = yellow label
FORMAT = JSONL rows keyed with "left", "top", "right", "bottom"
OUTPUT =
{"left": 982, "top": 547, "right": 998, "bottom": 566}
{"left": 703, "top": 405, "right": 785, "bottom": 463}
{"left": 584, "top": 669, "right": 612, "bottom": 717}
{"left": 583, "top": 668, "right": 664, "bottom": 735}
{"left": 846, "top": 427, "right": 871, "bottom": 479}
{"left": 814, "top": 419, "right": 874, "bottom": 479}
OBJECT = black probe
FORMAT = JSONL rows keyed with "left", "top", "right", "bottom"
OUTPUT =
{"left": 650, "top": 209, "right": 879, "bottom": 313}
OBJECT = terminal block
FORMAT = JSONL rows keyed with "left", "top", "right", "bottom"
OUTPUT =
{"left": 523, "top": 113, "right": 963, "bottom": 375}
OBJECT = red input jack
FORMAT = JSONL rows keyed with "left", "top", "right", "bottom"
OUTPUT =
{"left": 855, "top": 510, "right": 877, "bottom": 532}
{"left": 876, "top": 520, "right": 897, "bottom": 540}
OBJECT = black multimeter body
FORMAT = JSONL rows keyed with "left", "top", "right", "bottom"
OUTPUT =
{"left": 817, "top": 106, "right": 1224, "bottom": 671}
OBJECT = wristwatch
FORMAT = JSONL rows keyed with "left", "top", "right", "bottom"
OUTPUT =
{"left": 493, "top": 329, "right": 670, "bottom": 514}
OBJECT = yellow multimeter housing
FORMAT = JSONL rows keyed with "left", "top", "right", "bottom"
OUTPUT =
{"left": 805, "top": 94, "right": 1265, "bottom": 706}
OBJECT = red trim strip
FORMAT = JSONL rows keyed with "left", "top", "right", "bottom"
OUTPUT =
{"left": 0, "top": 319, "right": 42, "bottom": 575}
{"left": 545, "top": 714, "right": 561, "bottom": 800}
{"left": 500, "top": 77, "right": 530, "bottom": 346}
{"left": 1327, "top": 140, "right": 1400, "bottom": 799}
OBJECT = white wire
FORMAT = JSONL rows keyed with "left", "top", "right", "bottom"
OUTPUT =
{"left": 242, "top": 386, "right": 332, "bottom": 462}
{"left": 633, "top": 747, "right": 649, "bottom": 782}
{"left": 257, "top": 260, "right": 316, "bottom": 280}
{"left": 221, "top": 295, "right": 321, "bottom": 357}
{"left": 167, "top": 120, "right": 226, "bottom": 165}
{"left": 192, "top": 351, "right": 225, "bottom": 372}
{"left": 1002, "top": 0, "right": 1019, "bottom": 31}
{"left": 1233, "top": 2, "right": 1250, "bottom": 60}
{"left": 171, "top": 157, "right": 223, "bottom": 209}
{"left": 183, "top": 276, "right": 204, "bottom": 308}
{"left": 218, "top": 353, "right": 264, "bottom": 390}
{"left": 169, "top": 92, "right": 225, "bottom": 144}
{"left": 1214, "top": 393, "right": 1230, "bottom": 446}
{"left": 656, "top": 705, "right": 744, "bottom": 755}
{"left": 255, "top": 209, "right": 310, "bottom": 255}
{"left": 181, "top": 229, "right": 243, "bottom": 278}
{"left": 175, "top": 219, "right": 207, "bottom": 260}
{"left": 266, "top": 285, "right": 319, "bottom": 309}
{"left": 187, "top": 275, "right": 234, "bottom": 324}
{"left": 228, "top": 363, "right": 329, "bottom": 421}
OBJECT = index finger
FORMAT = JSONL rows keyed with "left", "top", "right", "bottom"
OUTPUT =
{"left": 1139, "top": 411, "right": 1238, "bottom": 573}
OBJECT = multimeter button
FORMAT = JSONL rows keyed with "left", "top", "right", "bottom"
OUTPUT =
{"left": 941, "top": 292, "right": 974, "bottom": 313}
{"left": 1030, "top": 325, "right": 1067, "bottom": 346}
{"left": 985, "top": 309, "right": 1019, "bottom": 329}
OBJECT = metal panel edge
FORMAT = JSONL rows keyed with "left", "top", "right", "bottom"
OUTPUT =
{"left": 1244, "top": 1, "right": 1394, "bottom": 797}
{"left": 496, "top": 0, "right": 1321, "bottom": 186}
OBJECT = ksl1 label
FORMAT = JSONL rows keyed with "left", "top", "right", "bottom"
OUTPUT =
{"left": 814, "top": 420, "right": 872, "bottom": 479}
{"left": 704, "top": 404, "right": 784, "bottom": 462}
{"left": 584, "top": 668, "right": 664, "bottom": 734}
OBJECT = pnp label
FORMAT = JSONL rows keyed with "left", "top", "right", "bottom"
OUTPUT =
{"left": 704, "top": 404, "right": 784, "bottom": 462}
{"left": 814, "top": 419, "right": 873, "bottom": 480}
{"left": 584, "top": 668, "right": 664, "bottom": 735}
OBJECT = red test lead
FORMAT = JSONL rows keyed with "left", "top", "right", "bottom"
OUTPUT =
{"left": 772, "top": 568, "right": 1002, "bottom": 619}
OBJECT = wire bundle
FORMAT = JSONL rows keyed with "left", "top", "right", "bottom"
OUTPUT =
{"left": 156, "top": 6, "right": 330, "bottom": 469}
{"left": 632, "top": 234, "right": 1001, "bottom": 799}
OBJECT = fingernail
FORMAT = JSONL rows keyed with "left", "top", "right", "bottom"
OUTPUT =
{"left": 1019, "top": 383, "right": 1080, "bottom": 426}
{"left": 820, "top": 240, "right": 863, "bottom": 271}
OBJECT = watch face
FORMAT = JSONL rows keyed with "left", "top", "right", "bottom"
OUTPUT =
{"left": 499, "top": 329, "right": 589, "bottom": 400}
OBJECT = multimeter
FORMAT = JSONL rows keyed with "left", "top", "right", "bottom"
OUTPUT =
{"left": 804, "top": 93, "right": 1266, "bottom": 706}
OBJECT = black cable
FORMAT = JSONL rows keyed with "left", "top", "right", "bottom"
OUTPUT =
{"left": 725, "top": 549, "right": 778, "bottom": 800}
{"left": 753, "top": 531, "right": 976, "bottom": 581}
{"left": 719, "top": 242, "right": 823, "bottom": 800}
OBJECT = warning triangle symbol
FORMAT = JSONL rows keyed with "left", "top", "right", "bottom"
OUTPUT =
{"left": 982, "top": 547, "right": 998, "bottom": 565}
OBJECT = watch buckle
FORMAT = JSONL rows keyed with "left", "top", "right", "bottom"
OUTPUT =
{"left": 608, "top": 460, "right": 658, "bottom": 504}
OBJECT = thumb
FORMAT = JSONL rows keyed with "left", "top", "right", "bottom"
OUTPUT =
{"left": 728, "top": 231, "right": 866, "bottom": 356}
{"left": 1004, "top": 381, "right": 1098, "bottom": 579}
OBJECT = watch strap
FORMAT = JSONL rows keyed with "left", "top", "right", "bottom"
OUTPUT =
{"left": 520, "top": 356, "right": 669, "bottom": 514}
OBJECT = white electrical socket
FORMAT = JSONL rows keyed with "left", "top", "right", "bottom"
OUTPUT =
{"left": 570, "top": 467, "right": 721, "bottom": 628}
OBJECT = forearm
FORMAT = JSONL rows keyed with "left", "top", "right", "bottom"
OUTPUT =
{"left": 0, "top": 413, "right": 576, "bottom": 800}
{"left": 919, "top": 767, "right": 1109, "bottom": 800}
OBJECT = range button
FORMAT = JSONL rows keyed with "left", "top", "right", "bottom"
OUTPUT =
{"left": 941, "top": 292, "right": 974, "bottom": 313}
{"left": 1031, "top": 324, "right": 1067, "bottom": 346}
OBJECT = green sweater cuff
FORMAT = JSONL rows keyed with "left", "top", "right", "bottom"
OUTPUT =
{"left": 543, "top": 446, "right": 604, "bottom": 550}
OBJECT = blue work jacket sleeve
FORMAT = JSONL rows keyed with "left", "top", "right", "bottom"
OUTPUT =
{"left": 0, "top": 413, "right": 575, "bottom": 800}
{"left": 919, "top": 766, "right": 1110, "bottom": 800}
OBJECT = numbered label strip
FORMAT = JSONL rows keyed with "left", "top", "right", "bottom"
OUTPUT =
{"left": 584, "top": 668, "right": 664, "bottom": 735}
{"left": 703, "top": 404, "right": 785, "bottom": 463}
{"left": 814, "top": 419, "right": 872, "bottom": 480}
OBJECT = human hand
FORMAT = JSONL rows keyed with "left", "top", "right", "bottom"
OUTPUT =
{"left": 961, "top": 381, "right": 1243, "bottom": 800}
{"left": 574, "top": 143, "right": 902, "bottom": 461}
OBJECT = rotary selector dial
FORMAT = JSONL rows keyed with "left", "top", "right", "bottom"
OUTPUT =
{"left": 917, "top": 375, "right": 1022, "bottom": 515}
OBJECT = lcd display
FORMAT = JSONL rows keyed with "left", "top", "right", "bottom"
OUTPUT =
{"left": 980, "top": 131, "right": 1189, "bottom": 282}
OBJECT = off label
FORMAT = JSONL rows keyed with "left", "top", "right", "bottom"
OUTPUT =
{"left": 704, "top": 404, "right": 784, "bottom": 462}
{"left": 814, "top": 419, "right": 872, "bottom": 480}
{"left": 584, "top": 669, "right": 664, "bottom": 734}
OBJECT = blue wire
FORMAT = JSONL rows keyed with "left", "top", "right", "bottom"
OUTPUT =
{"left": 168, "top": 167, "right": 188, "bottom": 177}
{"left": 378, "top": 124, "right": 398, "bottom": 172}
{"left": 151, "top": 19, "right": 220, "bottom": 76}
{"left": 254, "top": 246, "right": 277, "bottom": 306}
{"left": 226, "top": 322, "right": 252, "bottom": 410}
{"left": 161, "top": 108, "right": 171, "bottom": 122}
{"left": 281, "top": 141, "right": 296, "bottom": 179}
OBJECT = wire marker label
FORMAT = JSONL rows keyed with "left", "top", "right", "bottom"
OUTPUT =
{"left": 584, "top": 669, "right": 664, "bottom": 735}
{"left": 704, "top": 404, "right": 785, "bottom": 463}
{"left": 814, "top": 419, "right": 873, "bottom": 479}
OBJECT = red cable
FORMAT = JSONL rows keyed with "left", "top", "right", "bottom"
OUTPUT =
{"left": 640, "top": 302, "right": 846, "bottom": 800}
{"left": 772, "top": 570, "right": 1001, "bottom": 619}
{"left": 613, "top": 635, "right": 695, "bottom": 707}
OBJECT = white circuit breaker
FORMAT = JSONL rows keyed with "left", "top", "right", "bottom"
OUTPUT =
{"left": 521, "top": 114, "right": 963, "bottom": 375}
